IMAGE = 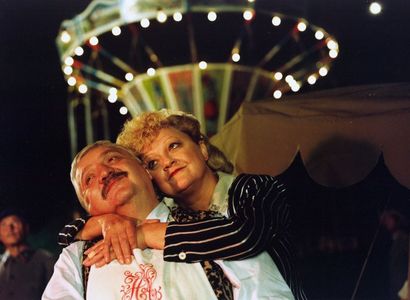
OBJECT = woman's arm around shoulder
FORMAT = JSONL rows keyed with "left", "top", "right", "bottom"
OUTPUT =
{"left": 164, "top": 173, "right": 290, "bottom": 262}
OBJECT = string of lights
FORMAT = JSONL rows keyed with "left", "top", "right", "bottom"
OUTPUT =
{"left": 56, "top": 0, "right": 339, "bottom": 152}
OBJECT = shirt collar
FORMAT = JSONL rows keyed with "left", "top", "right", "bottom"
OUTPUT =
{"left": 145, "top": 201, "right": 170, "bottom": 222}
{"left": 0, "top": 251, "right": 10, "bottom": 264}
{"left": 209, "top": 172, "right": 235, "bottom": 214}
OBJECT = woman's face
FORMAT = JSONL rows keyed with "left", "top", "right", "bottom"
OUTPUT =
{"left": 141, "top": 127, "right": 210, "bottom": 198}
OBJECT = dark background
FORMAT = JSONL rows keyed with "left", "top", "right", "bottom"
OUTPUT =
{"left": 0, "top": 1, "right": 409, "bottom": 299}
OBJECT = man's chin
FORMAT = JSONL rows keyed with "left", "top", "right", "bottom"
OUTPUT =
{"left": 107, "top": 186, "right": 135, "bottom": 206}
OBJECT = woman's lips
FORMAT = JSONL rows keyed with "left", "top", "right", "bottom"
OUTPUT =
{"left": 168, "top": 167, "right": 184, "bottom": 179}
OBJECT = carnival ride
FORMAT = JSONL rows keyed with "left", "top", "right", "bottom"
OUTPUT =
{"left": 56, "top": 0, "right": 339, "bottom": 156}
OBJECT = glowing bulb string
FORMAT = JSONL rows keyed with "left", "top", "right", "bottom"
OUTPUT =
{"left": 278, "top": 42, "right": 328, "bottom": 74}
{"left": 78, "top": 78, "right": 122, "bottom": 97}
{"left": 88, "top": 44, "right": 137, "bottom": 75}
{"left": 72, "top": 60, "right": 125, "bottom": 87}
{"left": 257, "top": 33, "right": 292, "bottom": 67}
{"left": 237, "top": 13, "right": 263, "bottom": 100}
{"left": 229, "top": 11, "right": 256, "bottom": 63}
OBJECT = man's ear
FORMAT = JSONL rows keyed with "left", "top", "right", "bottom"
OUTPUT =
{"left": 199, "top": 141, "right": 209, "bottom": 161}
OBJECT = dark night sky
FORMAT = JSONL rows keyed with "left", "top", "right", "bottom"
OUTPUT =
{"left": 0, "top": 0, "right": 409, "bottom": 244}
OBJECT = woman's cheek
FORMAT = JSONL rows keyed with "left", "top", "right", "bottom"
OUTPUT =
{"left": 152, "top": 172, "right": 167, "bottom": 186}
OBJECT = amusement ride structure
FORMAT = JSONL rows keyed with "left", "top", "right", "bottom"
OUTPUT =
{"left": 56, "top": 0, "right": 339, "bottom": 156}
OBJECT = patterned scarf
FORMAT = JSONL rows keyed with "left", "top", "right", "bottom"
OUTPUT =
{"left": 82, "top": 238, "right": 100, "bottom": 299}
{"left": 171, "top": 207, "right": 233, "bottom": 300}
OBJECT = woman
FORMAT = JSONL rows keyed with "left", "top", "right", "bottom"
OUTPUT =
{"left": 60, "top": 110, "right": 306, "bottom": 300}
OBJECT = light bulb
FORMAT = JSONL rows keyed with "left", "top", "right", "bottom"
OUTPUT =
{"left": 173, "top": 12, "right": 183, "bottom": 22}
{"left": 198, "top": 61, "right": 207, "bottom": 70}
{"left": 61, "top": 31, "right": 71, "bottom": 43}
{"left": 112, "top": 26, "right": 121, "bottom": 36}
{"left": 273, "top": 90, "right": 282, "bottom": 99}
{"left": 208, "top": 12, "right": 217, "bottom": 22}
{"left": 74, "top": 47, "right": 84, "bottom": 56}
{"left": 119, "top": 106, "right": 128, "bottom": 115}
{"left": 141, "top": 18, "right": 150, "bottom": 28}
{"left": 272, "top": 16, "right": 281, "bottom": 26}
{"left": 89, "top": 36, "right": 99, "bottom": 46}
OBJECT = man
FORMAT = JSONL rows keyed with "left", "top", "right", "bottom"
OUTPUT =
{"left": 43, "top": 140, "right": 293, "bottom": 299}
{"left": 0, "top": 209, "right": 55, "bottom": 300}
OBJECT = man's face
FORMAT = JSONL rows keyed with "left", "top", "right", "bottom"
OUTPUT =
{"left": 74, "top": 145, "right": 152, "bottom": 216}
{"left": 0, "top": 215, "right": 26, "bottom": 247}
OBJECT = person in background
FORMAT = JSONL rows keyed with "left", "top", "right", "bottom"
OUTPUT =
{"left": 380, "top": 209, "right": 409, "bottom": 300}
{"left": 0, "top": 208, "right": 55, "bottom": 300}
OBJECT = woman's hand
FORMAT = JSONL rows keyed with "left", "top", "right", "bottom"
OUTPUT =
{"left": 82, "top": 217, "right": 167, "bottom": 267}
{"left": 82, "top": 214, "right": 138, "bottom": 267}
{"left": 99, "top": 214, "right": 139, "bottom": 265}
{"left": 83, "top": 239, "right": 115, "bottom": 267}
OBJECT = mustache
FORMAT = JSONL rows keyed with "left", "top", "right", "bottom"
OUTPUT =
{"left": 101, "top": 171, "right": 128, "bottom": 199}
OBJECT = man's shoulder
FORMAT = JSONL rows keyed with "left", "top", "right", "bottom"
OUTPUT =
{"left": 57, "top": 241, "right": 85, "bottom": 261}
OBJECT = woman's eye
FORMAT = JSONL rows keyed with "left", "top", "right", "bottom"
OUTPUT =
{"left": 146, "top": 160, "right": 157, "bottom": 170}
{"left": 169, "top": 142, "right": 180, "bottom": 150}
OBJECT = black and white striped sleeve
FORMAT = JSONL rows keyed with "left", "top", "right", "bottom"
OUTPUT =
{"left": 163, "top": 174, "right": 290, "bottom": 262}
{"left": 57, "top": 217, "right": 88, "bottom": 247}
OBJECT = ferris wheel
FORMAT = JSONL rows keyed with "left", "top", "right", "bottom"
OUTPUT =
{"left": 56, "top": 0, "right": 339, "bottom": 156}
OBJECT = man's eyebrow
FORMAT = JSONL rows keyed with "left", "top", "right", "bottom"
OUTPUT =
{"left": 78, "top": 148, "right": 124, "bottom": 182}
{"left": 100, "top": 148, "right": 125, "bottom": 157}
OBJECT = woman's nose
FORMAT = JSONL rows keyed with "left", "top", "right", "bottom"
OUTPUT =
{"left": 163, "top": 154, "right": 176, "bottom": 170}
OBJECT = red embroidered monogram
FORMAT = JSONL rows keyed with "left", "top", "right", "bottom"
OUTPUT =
{"left": 120, "top": 264, "right": 162, "bottom": 300}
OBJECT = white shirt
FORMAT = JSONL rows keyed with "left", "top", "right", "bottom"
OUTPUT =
{"left": 42, "top": 203, "right": 218, "bottom": 300}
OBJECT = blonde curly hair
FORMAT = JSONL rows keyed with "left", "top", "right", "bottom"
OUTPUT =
{"left": 116, "top": 110, "right": 233, "bottom": 174}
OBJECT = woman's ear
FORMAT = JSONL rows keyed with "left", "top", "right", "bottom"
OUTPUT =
{"left": 199, "top": 140, "right": 209, "bottom": 161}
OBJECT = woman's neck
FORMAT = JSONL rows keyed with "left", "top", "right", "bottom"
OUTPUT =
{"left": 176, "top": 170, "right": 218, "bottom": 211}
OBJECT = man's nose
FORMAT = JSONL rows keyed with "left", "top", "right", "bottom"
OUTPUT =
{"left": 99, "top": 166, "right": 114, "bottom": 183}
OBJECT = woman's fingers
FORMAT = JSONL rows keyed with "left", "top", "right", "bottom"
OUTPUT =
{"left": 100, "top": 215, "right": 137, "bottom": 264}
{"left": 83, "top": 240, "right": 127, "bottom": 268}
{"left": 83, "top": 241, "right": 109, "bottom": 267}
{"left": 84, "top": 240, "right": 104, "bottom": 256}
{"left": 141, "top": 219, "right": 160, "bottom": 224}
